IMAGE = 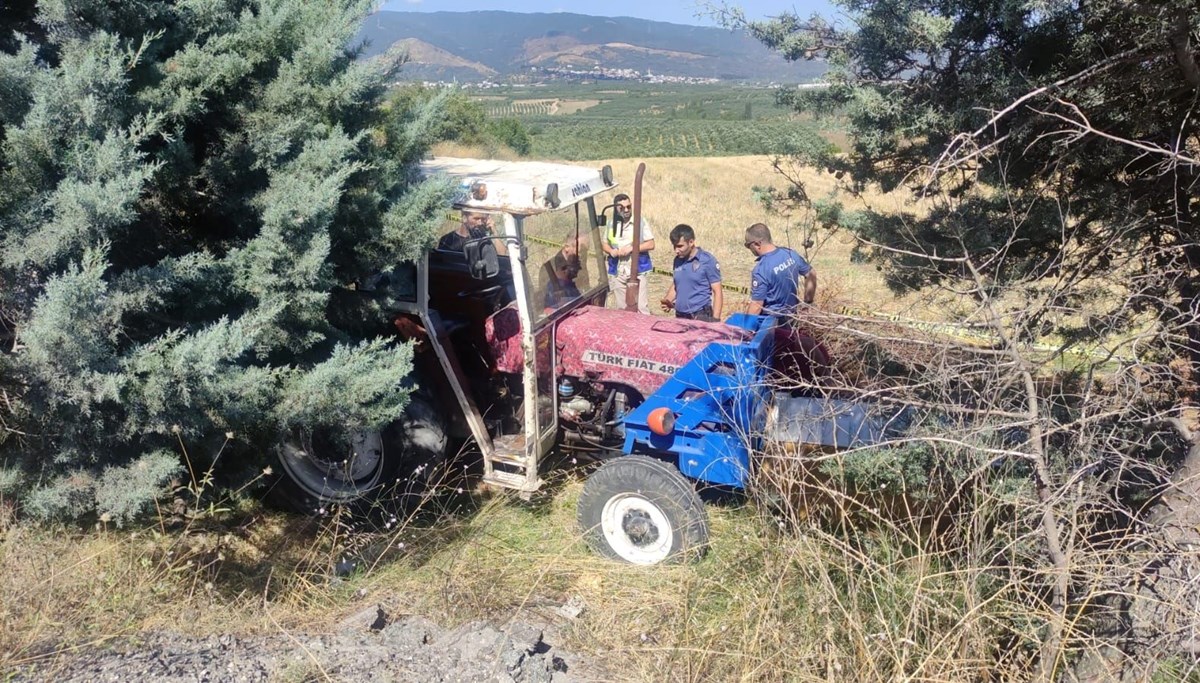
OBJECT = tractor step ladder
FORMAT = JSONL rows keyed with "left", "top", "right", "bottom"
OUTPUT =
{"left": 427, "top": 311, "right": 540, "bottom": 493}
{"left": 483, "top": 433, "right": 540, "bottom": 492}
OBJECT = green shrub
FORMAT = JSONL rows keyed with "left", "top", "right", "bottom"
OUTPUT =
{"left": 0, "top": 0, "right": 451, "bottom": 523}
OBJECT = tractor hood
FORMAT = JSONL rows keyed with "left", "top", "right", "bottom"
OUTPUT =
{"left": 555, "top": 307, "right": 752, "bottom": 397}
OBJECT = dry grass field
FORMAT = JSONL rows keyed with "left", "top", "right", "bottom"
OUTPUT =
{"left": 3, "top": 474, "right": 1028, "bottom": 682}
{"left": 555, "top": 99, "right": 601, "bottom": 115}
{"left": 484, "top": 98, "right": 602, "bottom": 117}
{"left": 586, "top": 156, "right": 912, "bottom": 314}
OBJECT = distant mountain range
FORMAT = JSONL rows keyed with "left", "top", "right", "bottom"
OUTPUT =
{"left": 356, "top": 11, "right": 827, "bottom": 83}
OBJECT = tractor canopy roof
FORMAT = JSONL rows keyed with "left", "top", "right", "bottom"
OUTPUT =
{"left": 419, "top": 157, "right": 617, "bottom": 216}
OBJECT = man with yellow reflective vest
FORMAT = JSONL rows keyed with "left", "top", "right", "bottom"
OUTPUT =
{"left": 602, "top": 193, "right": 655, "bottom": 314}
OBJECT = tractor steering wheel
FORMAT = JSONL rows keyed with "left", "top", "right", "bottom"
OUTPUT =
{"left": 456, "top": 284, "right": 504, "bottom": 299}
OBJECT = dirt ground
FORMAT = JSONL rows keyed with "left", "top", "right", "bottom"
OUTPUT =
{"left": 13, "top": 606, "right": 610, "bottom": 682}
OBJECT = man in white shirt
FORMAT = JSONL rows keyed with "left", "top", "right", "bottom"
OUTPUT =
{"left": 602, "top": 194, "right": 655, "bottom": 314}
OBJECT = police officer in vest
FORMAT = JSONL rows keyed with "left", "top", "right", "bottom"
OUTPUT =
{"left": 602, "top": 193, "right": 655, "bottom": 314}
{"left": 744, "top": 222, "right": 817, "bottom": 315}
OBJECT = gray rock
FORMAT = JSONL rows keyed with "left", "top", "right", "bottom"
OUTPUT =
{"left": 382, "top": 615, "right": 440, "bottom": 648}
{"left": 337, "top": 603, "right": 389, "bottom": 632}
{"left": 557, "top": 595, "right": 586, "bottom": 620}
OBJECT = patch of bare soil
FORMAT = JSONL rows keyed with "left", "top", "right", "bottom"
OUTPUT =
{"left": 14, "top": 610, "right": 609, "bottom": 682}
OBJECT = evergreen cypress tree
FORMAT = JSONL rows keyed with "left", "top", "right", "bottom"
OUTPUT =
{"left": 0, "top": 0, "right": 451, "bottom": 523}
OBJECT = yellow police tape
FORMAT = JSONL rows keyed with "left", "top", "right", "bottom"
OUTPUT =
{"left": 834, "top": 305, "right": 1133, "bottom": 363}
{"left": 526, "top": 234, "right": 755, "bottom": 294}
{"left": 524, "top": 234, "right": 567, "bottom": 248}
{"left": 835, "top": 305, "right": 1003, "bottom": 346}
{"left": 653, "top": 266, "right": 753, "bottom": 294}
{"left": 523, "top": 233, "right": 754, "bottom": 293}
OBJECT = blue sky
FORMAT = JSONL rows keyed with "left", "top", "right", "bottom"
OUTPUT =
{"left": 377, "top": 1, "right": 837, "bottom": 27}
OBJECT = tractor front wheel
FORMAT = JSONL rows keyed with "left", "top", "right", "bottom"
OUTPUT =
{"left": 269, "top": 393, "right": 447, "bottom": 514}
{"left": 577, "top": 455, "right": 709, "bottom": 565}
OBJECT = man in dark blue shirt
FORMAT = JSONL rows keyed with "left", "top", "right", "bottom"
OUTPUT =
{"left": 744, "top": 222, "right": 826, "bottom": 381}
{"left": 744, "top": 222, "right": 817, "bottom": 315}
{"left": 661, "top": 224, "right": 722, "bottom": 322}
{"left": 437, "top": 210, "right": 508, "bottom": 256}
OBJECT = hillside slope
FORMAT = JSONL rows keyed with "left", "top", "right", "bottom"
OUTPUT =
{"left": 358, "top": 11, "right": 826, "bottom": 82}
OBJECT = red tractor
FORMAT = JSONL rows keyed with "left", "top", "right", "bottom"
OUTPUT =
{"left": 272, "top": 158, "right": 889, "bottom": 564}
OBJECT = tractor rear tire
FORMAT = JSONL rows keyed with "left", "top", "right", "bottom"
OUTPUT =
{"left": 577, "top": 455, "right": 709, "bottom": 565}
{"left": 268, "top": 393, "right": 447, "bottom": 515}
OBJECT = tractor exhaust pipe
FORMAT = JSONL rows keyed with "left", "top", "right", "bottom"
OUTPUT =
{"left": 625, "top": 162, "right": 646, "bottom": 312}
